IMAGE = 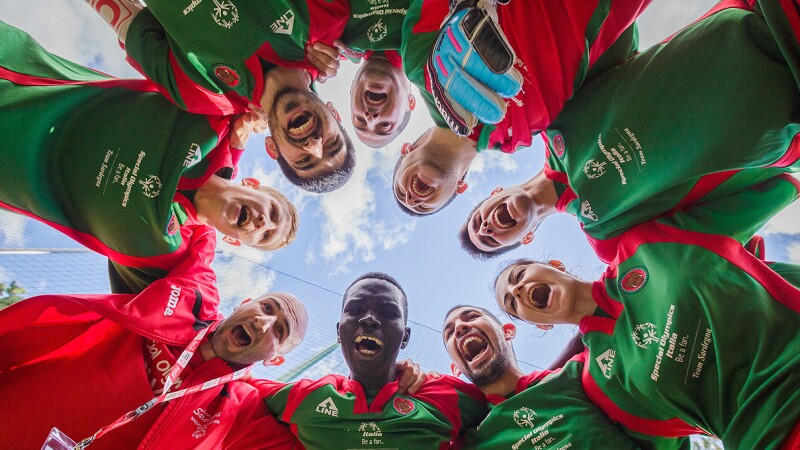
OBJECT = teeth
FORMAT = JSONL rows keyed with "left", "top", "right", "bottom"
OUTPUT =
{"left": 237, "top": 207, "right": 249, "bottom": 227}
{"left": 411, "top": 177, "right": 433, "bottom": 197}
{"left": 354, "top": 335, "right": 384, "bottom": 355}
{"left": 289, "top": 119, "right": 313, "bottom": 136}
{"left": 492, "top": 204, "right": 516, "bottom": 229}
{"left": 355, "top": 336, "right": 384, "bottom": 346}
{"left": 460, "top": 335, "right": 488, "bottom": 361}
{"left": 242, "top": 325, "right": 254, "bottom": 341}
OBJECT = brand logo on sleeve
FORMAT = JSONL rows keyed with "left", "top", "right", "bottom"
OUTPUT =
{"left": 213, "top": 65, "right": 241, "bottom": 87}
{"left": 139, "top": 175, "right": 163, "bottom": 198}
{"left": 367, "top": 19, "right": 388, "bottom": 43}
{"left": 595, "top": 348, "right": 616, "bottom": 379}
{"left": 191, "top": 407, "right": 222, "bottom": 439}
{"left": 392, "top": 397, "right": 416, "bottom": 415}
{"left": 184, "top": 143, "right": 202, "bottom": 168}
{"left": 513, "top": 407, "right": 536, "bottom": 428}
{"left": 583, "top": 159, "right": 607, "bottom": 179}
{"left": 632, "top": 323, "right": 659, "bottom": 349}
{"left": 315, "top": 397, "right": 338, "bottom": 417}
{"left": 211, "top": 0, "right": 239, "bottom": 28}
{"left": 580, "top": 200, "right": 598, "bottom": 222}
{"left": 163, "top": 284, "right": 182, "bottom": 316}
{"left": 619, "top": 267, "right": 648, "bottom": 293}
{"left": 270, "top": 10, "right": 295, "bottom": 35}
{"left": 552, "top": 134, "right": 565, "bottom": 158}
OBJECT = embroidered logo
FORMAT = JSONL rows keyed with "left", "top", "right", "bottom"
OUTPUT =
{"left": 620, "top": 267, "right": 648, "bottom": 293}
{"left": 270, "top": 10, "right": 295, "bottom": 35}
{"left": 632, "top": 323, "right": 659, "bottom": 349}
{"left": 316, "top": 397, "right": 338, "bottom": 417}
{"left": 139, "top": 175, "right": 162, "bottom": 198}
{"left": 580, "top": 200, "right": 598, "bottom": 222}
{"left": 163, "top": 284, "right": 181, "bottom": 317}
{"left": 184, "top": 143, "right": 202, "bottom": 168}
{"left": 211, "top": 0, "right": 239, "bottom": 28}
{"left": 393, "top": 397, "right": 416, "bottom": 415}
{"left": 552, "top": 134, "right": 565, "bottom": 158}
{"left": 583, "top": 159, "right": 607, "bottom": 179}
{"left": 595, "top": 348, "right": 616, "bottom": 379}
{"left": 513, "top": 407, "right": 536, "bottom": 428}
{"left": 191, "top": 407, "right": 221, "bottom": 439}
{"left": 367, "top": 19, "right": 388, "bottom": 43}
{"left": 165, "top": 211, "right": 180, "bottom": 237}
{"left": 213, "top": 65, "right": 240, "bottom": 87}
{"left": 359, "top": 422, "right": 383, "bottom": 445}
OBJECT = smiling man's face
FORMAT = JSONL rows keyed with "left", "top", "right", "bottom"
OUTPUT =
{"left": 443, "top": 307, "right": 512, "bottom": 388}
{"left": 337, "top": 278, "right": 410, "bottom": 384}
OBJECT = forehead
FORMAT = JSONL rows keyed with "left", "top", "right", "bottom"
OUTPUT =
{"left": 344, "top": 279, "right": 403, "bottom": 306}
{"left": 445, "top": 307, "right": 488, "bottom": 325}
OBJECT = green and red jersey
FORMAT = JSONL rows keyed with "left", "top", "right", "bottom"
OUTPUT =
{"left": 543, "top": 2, "right": 800, "bottom": 262}
{"left": 577, "top": 176, "right": 800, "bottom": 449}
{"left": 125, "top": 0, "right": 350, "bottom": 115}
{"left": 463, "top": 359, "right": 687, "bottom": 450}
{"left": 255, "top": 374, "right": 487, "bottom": 449}
{"left": 0, "top": 21, "right": 237, "bottom": 273}
{"left": 400, "top": 0, "right": 650, "bottom": 152}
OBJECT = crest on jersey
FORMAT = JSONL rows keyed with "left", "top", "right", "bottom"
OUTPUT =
{"left": 513, "top": 407, "right": 536, "bottom": 428}
{"left": 367, "top": 19, "right": 388, "bottom": 43}
{"left": 393, "top": 397, "right": 416, "bottom": 415}
{"left": 631, "top": 322, "right": 659, "bottom": 349}
{"left": 211, "top": 0, "right": 239, "bottom": 28}
{"left": 583, "top": 159, "right": 607, "bottom": 179}
{"left": 620, "top": 267, "right": 648, "bottom": 293}
{"left": 139, "top": 175, "right": 163, "bottom": 198}
{"left": 213, "top": 64, "right": 241, "bottom": 87}
{"left": 552, "top": 134, "right": 565, "bottom": 158}
{"left": 165, "top": 210, "right": 180, "bottom": 237}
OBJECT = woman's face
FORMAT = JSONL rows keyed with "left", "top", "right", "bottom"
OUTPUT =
{"left": 495, "top": 262, "right": 579, "bottom": 325}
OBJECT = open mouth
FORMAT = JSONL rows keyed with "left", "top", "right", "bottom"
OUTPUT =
{"left": 460, "top": 334, "right": 489, "bottom": 363}
{"left": 529, "top": 284, "right": 552, "bottom": 309}
{"left": 231, "top": 324, "right": 253, "bottom": 347}
{"left": 287, "top": 110, "right": 316, "bottom": 139}
{"left": 365, "top": 90, "right": 387, "bottom": 106}
{"left": 354, "top": 335, "right": 384, "bottom": 355}
{"left": 410, "top": 175, "right": 434, "bottom": 197}
{"left": 237, "top": 206, "right": 250, "bottom": 227}
{"left": 492, "top": 203, "right": 517, "bottom": 229}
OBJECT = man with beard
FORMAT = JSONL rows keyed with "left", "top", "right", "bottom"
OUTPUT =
{"left": 443, "top": 305, "right": 688, "bottom": 449}
{"left": 254, "top": 272, "right": 487, "bottom": 449}
{"left": 0, "top": 239, "right": 309, "bottom": 449}
{"left": 84, "top": 0, "right": 355, "bottom": 193}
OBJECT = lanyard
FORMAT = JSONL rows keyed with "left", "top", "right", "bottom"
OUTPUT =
{"left": 74, "top": 326, "right": 252, "bottom": 449}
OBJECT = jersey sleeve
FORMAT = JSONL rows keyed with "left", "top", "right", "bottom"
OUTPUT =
{"left": 623, "top": 429, "right": 692, "bottom": 450}
{"left": 660, "top": 174, "right": 800, "bottom": 243}
{"left": 253, "top": 378, "right": 294, "bottom": 419}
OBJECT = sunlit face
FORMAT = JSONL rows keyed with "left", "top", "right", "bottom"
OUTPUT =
{"left": 443, "top": 307, "right": 512, "bottom": 388}
{"left": 206, "top": 183, "right": 293, "bottom": 249}
{"left": 468, "top": 186, "right": 535, "bottom": 252}
{"left": 495, "top": 263, "right": 578, "bottom": 325}
{"left": 393, "top": 130, "right": 461, "bottom": 215}
{"left": 350, "top": 58, "right": 413, "bottom": 148}
{"left": 266, "top": 88, "right": 347, "bottom": 180}
{"left": 211, "top": 293, "right": 308, "bottom": 365}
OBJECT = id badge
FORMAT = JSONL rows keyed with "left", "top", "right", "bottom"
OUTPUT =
{"left": 41, "top": 427, "right": 77, "bottom": 450}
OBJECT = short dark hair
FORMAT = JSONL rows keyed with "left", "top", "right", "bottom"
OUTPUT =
{"left": 392, "top": 155, "right": 465, "bottom": 217}
{"left": 275, "top": 121, "right": 356, "bottom": 193}
{"left": 344, "top": 272, "right": 408, "bottom": 323}
{"left": 457, "top": 202, "right": 521, "bottom": 260}
{"left": 444, "top": 304, "right": 504, "bottom": 327}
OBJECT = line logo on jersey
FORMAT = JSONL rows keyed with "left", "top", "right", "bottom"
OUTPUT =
{"left": 164, "top": 284, "right": 182, "bottom": 316}
{"left": 513, "top": 407, "right": 536, "bottom": 428}
{"left": 632, "top": 323, "right": 659, "bottom": 349}
{"left": 583, "top": 159, "right": 607, "bottom": 179}
{"left": 595, "top": 348, "right": 616, "bottom": 379}
{"left": 213, "top": 64, "right": 241, "bottom": 87}
{"left": 580, "top": 200, "right": 598, "bottom": 222}
{"left": 316, "top": 397, "right": 338, "bottom": 417}
{"left": 211, "top": 0, "right": 239, "bottom": 28}
{"left": 184, "top": 143, "right": 203, "bottom": 168}
{"left": 552, "top": 134, "right": 565, "bottom": 158}
{"left": 140, "top": 175, "right": 163, "bottom": 198}
{"left": 191, "top": 408, "right": 222, "bottom": 439}
{"left": 620, "top": 267, "right": 648, "bottom": 293}
{"left": 367, "top": 19, "right": 388, "bottom": 43}
{"left": 393, "top": 397, "right": 416, "bottom": 415}
{"left": 271, "top": 10, "right": 295, "bottom": 35}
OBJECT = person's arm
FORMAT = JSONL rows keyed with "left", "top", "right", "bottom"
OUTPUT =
{"left": 83, "top": 0, "right": 143, "bottom": 44}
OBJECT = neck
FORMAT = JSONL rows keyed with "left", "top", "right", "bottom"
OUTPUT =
{"left": 429, "top": 126, "right": 479, "bottom": 174}
{"left": 192, "top": 174, "right": 227, "bottom": 225}
{"left": 198, "top": 338, "right": 217, "bottom": 361}
{"left": 521, "top": 171, "right": 559, "bottom": 220}
{"left": 480, "top": 364, "right": 526, "bottom": 397}
{"left": 568, "top": 279, "right": 598, "bottom": 325}
{"left": 259, "top": 67, "right": 313, "bottom": 112}
{"left": 351, "top": 367, "right": 397, "bottom": 393}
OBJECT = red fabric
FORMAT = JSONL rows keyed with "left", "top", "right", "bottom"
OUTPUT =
{"left": 782, "top": 419, "right": 800, "bottom": 450}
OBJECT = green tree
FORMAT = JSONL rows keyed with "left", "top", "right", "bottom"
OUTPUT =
{"left": 0, "top": 280, "right": 26, "bottom": 309}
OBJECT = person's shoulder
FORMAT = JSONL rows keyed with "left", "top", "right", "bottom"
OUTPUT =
{"left": 418, "top": 375, "right": 485, "bottom": 400}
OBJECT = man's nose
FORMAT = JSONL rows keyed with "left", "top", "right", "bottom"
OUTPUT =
{"left": 358, "top": 313, "right": 380, "bottom": 328}
{"left": 455, "top": 321, "right": 470, "bottom": 338}
{"left": 481, "top": 220, "right": 493, "bottom": 235}
{"left": 303, "top": 136, "right": 323, "bottom": 159}
{"left": 255, "top": 314, "right": 277, "bottom": 333}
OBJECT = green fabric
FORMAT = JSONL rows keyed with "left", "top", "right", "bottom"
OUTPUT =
{"left": 341, "top": 0, "right": 411, "bottom": 54}
{"left": 547, "top": 8, "right": 800, "bottom": 240}
{"left": 463, "top": 360, "right": 686, "bottom": 449}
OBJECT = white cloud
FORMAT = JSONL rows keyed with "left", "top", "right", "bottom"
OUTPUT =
{"left": 0, "top": 211, "right": 28, "bottom": 248}
{"left": 762, "top": 203, "right": 800, "bottom": 235}
{"left": 788, "top": 241, "right": 800, "bottom": 264}
{"left": 213, "top": 252, "right": 277, "bottom": 309}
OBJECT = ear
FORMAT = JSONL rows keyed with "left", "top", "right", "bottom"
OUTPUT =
{"left": 400, "top": 142, "right": 414, "bottom": 156}
{"left": 242, "top": 177, "right": 261, "bottom": 188}
{"left": 264, "top": 137, "right": 279, "bottom": 160}
{"left": 502, "top": 323, "right": 516, "bottom": 341}
{"left": 408, "top": 94, "right": 416, "bottom": 111}
{"left": 548, "top": 260, "right": 566, "bottom": 272}
{"left": 240, "top": 298, "right": 252, "bottom": 305}
{"left": 400, "top": 326, "right": 411, "bottom": 349}
{"left": 326, "top": 102, "right": 342, "bottom": 123}
{"left": 263, "top": 354, "right": 285, "bottom": 367}
{"left": 521, "top": 231, "right": 534, "bottom": 245}
{"left": 535, "top": 324, "right": 554, "bottom": 331}
{"left": 456, "top": 180, "right": 468, "bottom": 195}
{"left": 490, "top": 186, "right": 503, "bottom": 196}
{"left": 222, "top": 235, "right": 241, "bottom": 246}
{"left": 450, "top": 363, "right": 462, "bottom": 377}
{"left": 336, "top": 322, "right": 341, "bottom": 343}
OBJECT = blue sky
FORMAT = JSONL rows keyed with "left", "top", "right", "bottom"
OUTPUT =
{"left": 2, "top": 0, "right": 799, "bottom": 371}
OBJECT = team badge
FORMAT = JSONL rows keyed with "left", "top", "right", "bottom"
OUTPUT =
{"left": 583, "top": 159, "right": 607, "bottom": 179}
{"left": 213, "top": 65, "right": 241, "bottom": 87}
{"left": 552, "top": 134, "right": 565, "bottom": 158}
{"left": 393, "top": 397, "right": 416, "bottom": 415}
{"left": 367, "top": 19, "right": 388, "bottom": 43}
{"left": 211, "top": 0, "right": 239, "bottom": 28}
{"left": 631, "top": 322, "right": 659, "bottom": 349}
{"left": 139, "top": 175, "right": 163, "bottom": 198}
{"left": 619, "top": 267, "right": 648, "bottom": 293}
{"left": 165, "top": 211, "right": 180, "bottom": 237}
{"left": 513, "top": 407, "right": 536, "bottom": 428}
